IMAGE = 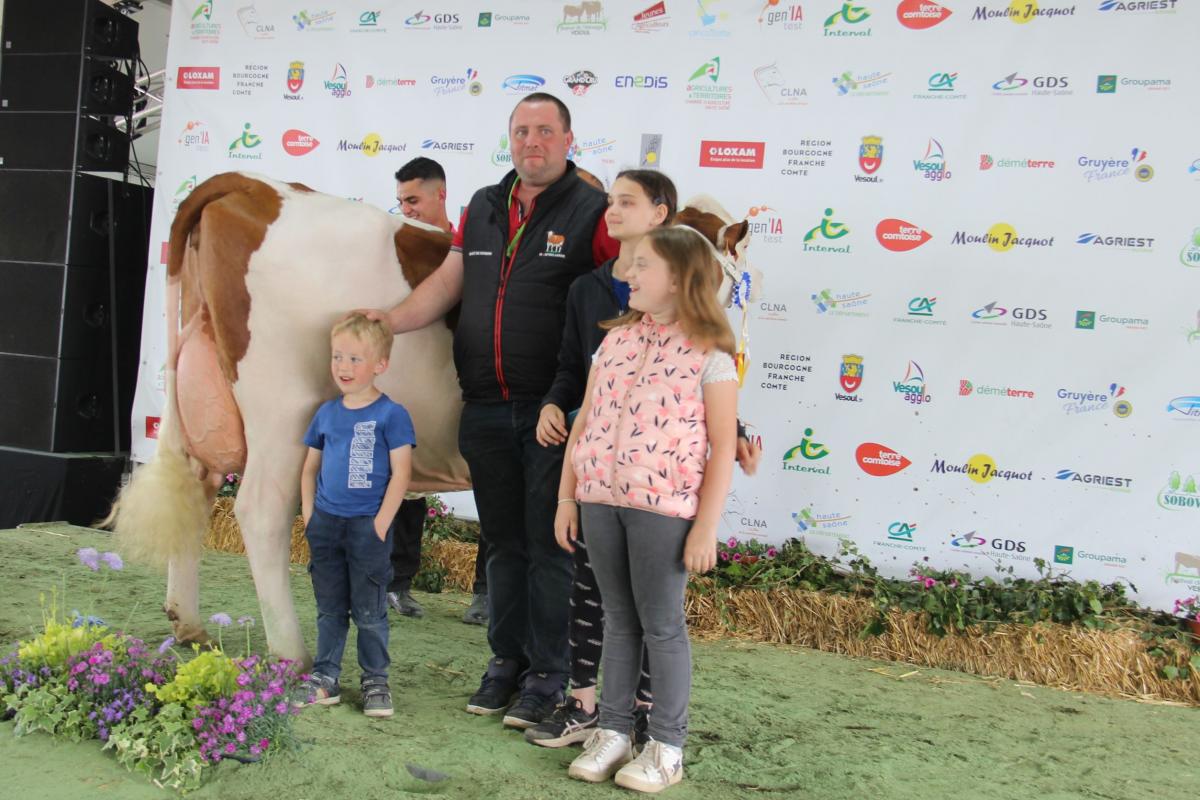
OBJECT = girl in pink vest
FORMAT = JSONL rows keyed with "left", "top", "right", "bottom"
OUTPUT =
{"left": 554, "top": 226, "right": 738, "bottom": 793}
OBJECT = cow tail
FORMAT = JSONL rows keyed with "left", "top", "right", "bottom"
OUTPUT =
{"left": 101, "top": 250, "right": 210, "bottom": 569}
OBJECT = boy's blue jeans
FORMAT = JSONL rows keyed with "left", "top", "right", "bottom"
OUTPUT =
{"left": 304, "top": 507, "right": 393, "bottom": 683}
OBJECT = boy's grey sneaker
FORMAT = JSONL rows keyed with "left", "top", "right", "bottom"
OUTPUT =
{"left": 524, "top": 696, "right": 598, "bottom": 747}
{"left": 502, "top": 671, "right": 564, "bottom": 729}
{"left": 466, "top": 657, "right": 521, "bottom": 715}
{"left": 362, "top": 677, "right": 393, "bottom": 718}
{"left": 462, "top": 592, "right": 488, "bottom": 625}
{"left": 387, "top": 589, "right": 425, "bottom": 618}
{"left": 291, "top": 672, "right": 341, "bottom": 708}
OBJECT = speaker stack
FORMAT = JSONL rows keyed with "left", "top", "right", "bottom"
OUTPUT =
{"left": 0, "top": 0, "right": 152, "bottom": 527}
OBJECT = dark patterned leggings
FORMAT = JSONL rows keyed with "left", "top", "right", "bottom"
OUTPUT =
{"left": 570, "top": 529, "right": 653, "bottom": 704}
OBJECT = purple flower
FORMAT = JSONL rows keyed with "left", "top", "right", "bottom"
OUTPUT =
{"left": 719, "top": 551, "right": 730, "bottom": 562}
{"left": 157, "top": 636, "right": 176, "bottom": 655}
{"left": 237, "top": 615, "right": 255, "bottom": 627}
{"left": 100, "top": 551, "right": 124, "bottom": 571}
{"left": 726, "top": 537, "right": 738, "bottom": 548}
{"left": 209, "top": 612, "right": 233, "bottom": 627}
{"left": 427, "top": 507, "right": 438, "bottom": 518}
{"left": 766, "top": 547, "right": 778, "bottom": 559}
{"left": 77, "top": 547, "right": 101, "bottom": 571}
{"left": 732, "top": 552, "right": 743, "bottom": 562}
{"left": 274, "top": 701, "right": 288, "bottom": 714}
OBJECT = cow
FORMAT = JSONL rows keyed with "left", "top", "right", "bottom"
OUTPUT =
{"left": 563, "top": 4, "right": 584, "bottom": 23}
{"left": 106, "top": 172, "right": 758, "bottom": 667}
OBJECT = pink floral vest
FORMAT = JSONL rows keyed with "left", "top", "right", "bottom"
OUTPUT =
{"left": 572, "top": 317, "right": 708, "bottom": 519}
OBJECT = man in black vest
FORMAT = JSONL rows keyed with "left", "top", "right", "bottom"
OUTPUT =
{"left": 372, "top": 93, "right": 618, "bottom": 729}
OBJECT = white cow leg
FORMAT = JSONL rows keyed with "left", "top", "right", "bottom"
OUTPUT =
{"left": 235, "top": 470, "right": 311, "bottom": 667}
{"left": 165, "top": 551, "right": 209, "bottom": 644}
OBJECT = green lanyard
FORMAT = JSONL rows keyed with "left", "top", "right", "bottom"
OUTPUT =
{"left": 504, "top": 180, "right": 530, "bottom": 260}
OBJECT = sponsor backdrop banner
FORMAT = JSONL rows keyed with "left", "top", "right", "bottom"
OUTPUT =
{"left": 136, "top": 0, "right": 1200, "bottom": 611}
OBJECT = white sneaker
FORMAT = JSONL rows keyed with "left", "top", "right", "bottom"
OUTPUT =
{"left": 567, "top": 728, "right": 633, "bottom": 783}
{"left": 614, "top": 739, "right": 684, "bottom": 793}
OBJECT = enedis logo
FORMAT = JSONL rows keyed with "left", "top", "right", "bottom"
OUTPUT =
{"left": 896, "top": 0, "right": 953, "bottom": 28}
{"left": 803, "top": 208, "right": 851, "bottom": 253}
{"left": 856, "top": 443, "right": 911, "bottom": 476}
{"left": 1057, "top": 383, "right": 1131, "bottom": 416}
{"left": 699, "top": 141, "right": 765, "bottom": 169}
{"left": 1158, "top": 471, "right": 1200, "bottom": 510}
{"left": 952, "top": 223, "right": 1053, "bottom": 252}
{"left": 932, "top": 453, "right": 1033, "bottom": 484}
{"left": 782, "top": 428, "right": 832, "bottom": 475}
{"left": 824, "top": 1, "right": 873, "bottom": 36}
{"left": 338, "top": 133, "right": 405, "bottom": 156}
{"left": 893, "top": 360, "right": 933, "bottom": 403}
{"left": 972, "top": 1, "right": 1077, "bottom": 23}
{"left": 282, "top": 129, "right": 319, "bottom": 156}
{"left": 178, "top": 67, "right": 220, "bottom": 90}
{"left": 877, "top": 219, "right": 931, "bottom": 251}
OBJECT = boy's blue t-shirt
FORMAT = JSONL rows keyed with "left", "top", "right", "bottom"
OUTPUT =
{"left": 303, "top": 394, "right": 416, "bottom": 517}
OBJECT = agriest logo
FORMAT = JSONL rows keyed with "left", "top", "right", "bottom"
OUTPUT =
{"left": 699, "top": 141, "right": 765, "bottom": 169}
{"left": 178, "top": 67, "right": 220, "bottom": 90}
{"left": 876, "top": 219, "right": 932, "bottom": 251}
{"left": 856, "top": 443, "right": 912, "bottom": 476}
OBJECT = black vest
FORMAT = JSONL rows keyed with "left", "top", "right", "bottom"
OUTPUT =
{"left": 455, "top": 163, "right": 608, "bottom": 403}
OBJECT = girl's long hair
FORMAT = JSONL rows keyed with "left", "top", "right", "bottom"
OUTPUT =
{"left": 602, "top": 226, "right": 736, "bottom": 355}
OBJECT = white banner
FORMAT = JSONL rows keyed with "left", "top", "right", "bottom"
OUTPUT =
{"left": 134, "top": 0, "right": 1200, "bottom": 611}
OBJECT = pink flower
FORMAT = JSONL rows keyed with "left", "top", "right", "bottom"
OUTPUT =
{"left": 719, "top": 551, "right": 730, "bottom": 562}
{"left": 427, "top": 507, "right": 438, "bottom": 518}
{"left": 766, "top": 547, "right": 778, "bottom": 559}
{"left": 922, "top": 577, "right": 937, "bottom": 589}
{"left": 726, "top": 537, "right": 738, "bottom": 548}
{"left": 732, "top": 553, "right": 743, "bottom": 562}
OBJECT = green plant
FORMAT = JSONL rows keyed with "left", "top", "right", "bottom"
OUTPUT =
{"left": 105, "top": 703, "right": 207, "bottom": 793}
{"left": 148, "top": 647, "right": 239, "bottom": 709}
{"left": 412, "top": 550, "right": 447, "bottom": 593}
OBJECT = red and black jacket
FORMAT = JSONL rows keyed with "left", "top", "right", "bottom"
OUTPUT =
{"left": 454, "top": 163, "right": 610, "bottom": 403}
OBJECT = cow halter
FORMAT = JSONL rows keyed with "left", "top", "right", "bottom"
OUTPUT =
{"left": 673, "top": 223, "right": 752, "bottom": 388}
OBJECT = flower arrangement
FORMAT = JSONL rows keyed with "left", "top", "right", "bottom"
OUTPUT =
{"left": 0, "top": 548, "right": 304, "bottom": 793}
{"left": 1174, "top": 596, "right": 1200, "bottom": 622}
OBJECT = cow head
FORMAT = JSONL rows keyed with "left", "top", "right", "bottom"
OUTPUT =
{"left": 675, "top": 195, "right": 762, "bottom": 309}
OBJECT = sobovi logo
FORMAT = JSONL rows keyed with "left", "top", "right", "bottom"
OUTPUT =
{"left": 1158, "top": 471, "right": 1200, "bottom": 510}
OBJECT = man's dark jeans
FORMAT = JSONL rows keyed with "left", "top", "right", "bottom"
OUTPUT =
{"left": 458, "top": 400, "right": 571, "bottom": 680}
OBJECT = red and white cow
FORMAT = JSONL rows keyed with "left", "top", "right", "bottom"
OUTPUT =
{"left": 107, "top": 172, "right": 757, "bottom": 667}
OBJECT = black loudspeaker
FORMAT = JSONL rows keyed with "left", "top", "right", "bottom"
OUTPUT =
{"left": 1, "top": 54, "right": 135, "bottom": 116}
{"left": 0, "top": 171, "right": 145, "bottom": 266}
{"left": 0, "top": 176, "right": 151, "bottom": 453}
{"left": 0, "top": 353, "right": 116, "bottom": 452}
{"left": 0, "top": 112, "right": 130, "bottom": 172}
{"left": 1, "top": 0, "right": 138, "bottom": 58}
{"left": 0, "top": 447, "right": 126, "bottom": 529}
